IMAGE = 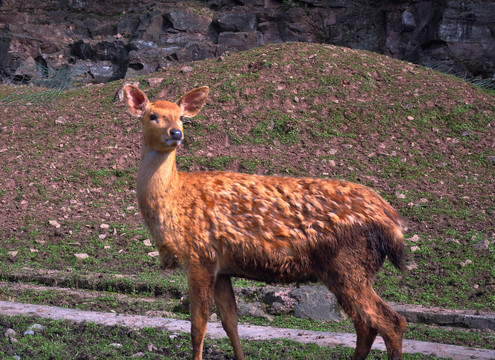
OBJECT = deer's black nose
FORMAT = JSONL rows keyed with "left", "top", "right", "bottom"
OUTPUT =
{"left": 170, "top": 129, "right": 183, "bottom": 140}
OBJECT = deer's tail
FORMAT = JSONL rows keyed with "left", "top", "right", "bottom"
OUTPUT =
{"left": 366, "top": 216, "right": 406, "bottom": 272}
{"left": 386, "top": 226, "right": 406, "bottom": 271}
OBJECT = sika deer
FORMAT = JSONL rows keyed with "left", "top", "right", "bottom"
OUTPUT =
{"left": 123, "top": 84, "right": 407, "bottom": 360}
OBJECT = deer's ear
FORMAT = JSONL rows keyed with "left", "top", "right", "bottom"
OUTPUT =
{"left": 177, "top": 86, "right": 209, "bottom": 118}
{"left": 123, "top": 85, "right": 149, "bottom": 117}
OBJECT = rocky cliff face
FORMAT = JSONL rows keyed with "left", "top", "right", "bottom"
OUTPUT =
{"left": 1, "top": 0, "right": 493, "bottom": 85}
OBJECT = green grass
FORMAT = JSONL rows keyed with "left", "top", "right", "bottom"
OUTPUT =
{"left": 0, "top": 315, "right": 459, "bottom": 359}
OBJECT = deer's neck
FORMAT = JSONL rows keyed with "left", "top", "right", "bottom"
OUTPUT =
{"left": 137, "top": 147, "right": 179, "bottom": 218}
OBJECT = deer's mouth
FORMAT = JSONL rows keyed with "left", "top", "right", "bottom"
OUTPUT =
{"left": 165, "top": 139, "right": 182, "bottom": 146}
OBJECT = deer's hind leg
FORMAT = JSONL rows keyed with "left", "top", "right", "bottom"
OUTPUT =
{"left": 322, "top": 272, "right": 406, "bottom": 360}
{"left": 354, "top": 320, "right": 378, "bottom": 360}
{"left": 213, "top": 274, "right": 245, "bottom": 360}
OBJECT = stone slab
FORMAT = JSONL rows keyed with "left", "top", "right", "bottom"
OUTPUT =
{"left": 1, "top": 300, "right": 494, "bottom": 360}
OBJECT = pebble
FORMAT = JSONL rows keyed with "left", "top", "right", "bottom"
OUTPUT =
{"left": 55, "top": 116, "right": 67, "bottom": 125}
{"left": 74, "top": 253, "right": 89, "bottom": 261}
{"left": 49, "top": 220, "right": 61, "bottom": 228}
{"left": 23, "top": 330, "right": 35, "bottom": 336}
{"left": 5, "top": 328, "right": 16, "bottom": 337}
{"left": 143, "top": 239, "right": 152, "bottom": 247}
{"left": 409, "top": 234, "right": 420, "bottom": 242}
{"left": 180, "top": 65, "right": 193, "bottom": 73}
{"left": 474, "top": 239, "right": 490, "bottom": 250}
{"left": 27, "top": 324, "right": 45, "bottom": 332}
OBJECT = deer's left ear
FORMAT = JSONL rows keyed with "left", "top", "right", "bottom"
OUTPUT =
{"left": 123, "top": 85, "right": 150, "bottom": 117}
{"left": 177, "top": 86, "right": 209, "bottom": 118}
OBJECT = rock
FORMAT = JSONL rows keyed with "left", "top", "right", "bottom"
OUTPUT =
{"left": 132, "top": 352, "right": 145, "bottom": 357}
{"left": 55, "top": 116, "right": 67, "bottom": 125}
{"left": 411, "top": 246, "right": 421, "bottom": 252}
{"left": 401, "top": 10, "right": 416, "bottom": 32}
{"left": 146, "top": 77, "right": 164, "bottom": 87}
{"left": 291, "top": 285, "right": 345, "bottom": 322}
{"left": 217, "top": 32, "right": 260, "bottom": 50}
{"left": 125, "top": 46, "right": 181, "bottom": 78}
{"left": 180, "top": 65, "right": 194, "bottom": 73}
{"left": 74, "top": 253, "right": 89, "bottom": 261}
{"left": 263, "top": 287, "right": 295, "bottom": 315}
{"left": 143, "top": 239, "right": 152, "bottom": 247}
{"left": 405, "top": 261, "right": 418, "bottom": 271}
{"left": 23, "top": 330, "right": 35, "bottom": 336}
{"left": 5, "top": 328, "right": 18, "bottom": 343}
{"left": 148, "top": 251, "right": 159, "bottom": 257}
{"left": 71, "top": 60, "right": 117, "bottom": 83}
{"left": 474, "top": 239, "right": 490, "bottom": 250}
{"left": 48, "top": 220, "right": 61, "bottom": 228}
{"left": 214, "top": 12, "right": 257, "bottom": 33}
{"left": 69, "top": 40, "right": 129, "bottom": 81}
{"left": 445, "top": 238, "right": 460, "bottom": 245}
{"left": 14, "top": 56, "right": 38, "bottom": 81}
{"left": 4, "top": 328, "right": 16, "bottom": 337}
{"left": 7, "top": 251, "right": 18, "bottom": 260}
{"left": 237, "top": 300, "right": 273, "bottom": 321}
{"left": 116, "top": 17, "right": 140, "bottom": 36}
{"left": 409, "top": 234, "right": 420, "bottom": 242}
{"left": 163, "top": 11, "right": 210, "bottom": 33}
{"left": 460, "top": 259, "right": 473, "bottom": 267}
{"left": 27, "top": 324, "right": 45, "bottom": 332}
{"left": 100, "top": 224, "right": 109, "bottom": 229}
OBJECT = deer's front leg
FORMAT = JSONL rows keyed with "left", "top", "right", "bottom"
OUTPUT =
{"left": 188, "top": 266, "right": 215, "bottom": 360}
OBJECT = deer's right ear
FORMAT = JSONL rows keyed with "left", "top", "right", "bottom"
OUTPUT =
{"left": 123, "top": 85, "right": 149, "bottom": 117}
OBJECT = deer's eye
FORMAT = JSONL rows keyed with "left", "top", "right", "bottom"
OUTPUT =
{"left": 149, "top": 114, "right": 158, "bottom": 123}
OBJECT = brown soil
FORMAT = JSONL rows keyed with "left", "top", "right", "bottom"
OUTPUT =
{"left": 0, "top": 42, "right": 494, "bottom": 311}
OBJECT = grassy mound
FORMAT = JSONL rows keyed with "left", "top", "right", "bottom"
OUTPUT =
{"left": 0, "top": 42, "right": 493, "bottom": 311}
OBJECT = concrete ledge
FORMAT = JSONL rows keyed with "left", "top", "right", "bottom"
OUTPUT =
{"left": 1, "top": 300, "right": 495, "bottom": 360}
{"left": 392, "top": 303, "right": 495, "bottom": 330}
